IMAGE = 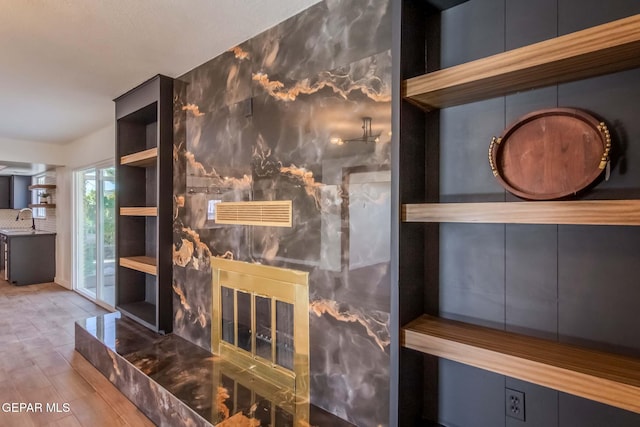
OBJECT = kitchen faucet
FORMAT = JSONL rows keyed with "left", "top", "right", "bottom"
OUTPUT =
{"left": 16, "top": 208, "right": 35, "bottom": 230}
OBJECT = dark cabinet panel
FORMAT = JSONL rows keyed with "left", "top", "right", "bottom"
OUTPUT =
{"left": 10, "top": 175, "right": 30, "bottom": 209}
{"left": 0, "top": 175, "right": 31, "bottom": 210}
{"left": 5, "top": 234, "right": 56, "bottom": 285}
{"left": 0, "top": 177, "right": 9, "bottom": 209}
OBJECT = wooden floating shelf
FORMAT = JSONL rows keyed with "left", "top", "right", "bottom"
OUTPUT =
{"left": 120, "top": 207, "right": 157, "bottom": 216}
{"left": 120, "top": 147, "right": 158, "bottom": 167}
{"left": 404, "top": 14, "right": 640, "bottom": 110}
{"left": 28, "top": 184, "right": 56, "bottom": 190}
{"left": 402, "top": 200, "right": 640, "bottom": 225}
{"left": 119, "top": 256, "right": 157, "bottom": 275}
{"left": 402, "top": 315, "right": 640, "bottom": 414}
{"left": 28, "top": 204, "right": 56, "bottom": 209}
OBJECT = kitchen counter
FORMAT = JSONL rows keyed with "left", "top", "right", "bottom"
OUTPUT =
{"left": 0, "top": 229, "right": 56, "bottom": 237}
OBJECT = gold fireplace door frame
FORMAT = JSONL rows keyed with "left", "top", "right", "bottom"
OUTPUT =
{"left": 211, "top": 257, "right": 310, "bottom": 403}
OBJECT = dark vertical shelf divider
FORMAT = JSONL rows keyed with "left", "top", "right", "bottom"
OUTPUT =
{"left": 395, "top": 1, "right": 428, "bottom": 425}
{"left": 114, "top": 75, "right": 173, "bottom": 334}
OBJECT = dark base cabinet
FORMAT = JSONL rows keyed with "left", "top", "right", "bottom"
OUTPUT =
{"left": 3, "top": 233, "right": 55, "bottom": 285}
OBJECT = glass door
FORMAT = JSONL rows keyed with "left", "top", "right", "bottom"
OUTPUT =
{"left": 74, "top": 164, "right": 115, "bottom": 307}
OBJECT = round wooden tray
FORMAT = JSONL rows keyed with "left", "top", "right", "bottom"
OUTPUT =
{"left": 489, "top": 108, "right": 611, "bottom": 200}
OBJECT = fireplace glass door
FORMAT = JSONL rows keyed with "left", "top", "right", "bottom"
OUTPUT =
{"left": 212, "top": 258, "right": 309, "bottom": 399}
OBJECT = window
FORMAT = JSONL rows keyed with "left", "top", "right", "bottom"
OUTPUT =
{"left": 74, "top": 163, "right": 116, "bottom": 307}
{"left": 32, "top": 174, "right": 47, "bottom": 219}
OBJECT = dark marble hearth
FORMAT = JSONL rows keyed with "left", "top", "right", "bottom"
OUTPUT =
{"left": 75, "top": 312, "right": 354, "bottom": 426}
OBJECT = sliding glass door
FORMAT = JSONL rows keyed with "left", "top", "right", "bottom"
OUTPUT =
{"left": 74, "top": 164, "right": 115, "bottom": 307}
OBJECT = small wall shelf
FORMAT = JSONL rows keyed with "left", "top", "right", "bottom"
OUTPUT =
{"left": 403, "top": 14, "right": 640, "bottom": 110}
{"left": 119, "top": 256, "right": 157, "bottom": 275}
{"left": 402, "top": 315, "right": 640, "bottom": 414}
{"left": 120, "top": 207, "right": 158, "bottom": 216}
{"left": 28, "top": 204, "right": 56, "bottom": 209}
{"left": 28, "top": 184, "right": 56, "bottom": 190}
{"left": 28, "top": 184, "right": 56, "bottom": 207}
{"left": 402, "top": 200, "right": 640, "bottom": 225}
{"left": 120, "top": 147, "right": 158, "bottom": 167}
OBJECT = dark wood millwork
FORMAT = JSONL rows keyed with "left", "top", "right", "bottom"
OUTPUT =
{"left": 114, "top": 75, "right": 173, "bottom": 334}
{"left": 393, "top": 1, "right": 432, "bottom": 425}
{"left": 395, "top": 1, "right": 640, "bottom": 426}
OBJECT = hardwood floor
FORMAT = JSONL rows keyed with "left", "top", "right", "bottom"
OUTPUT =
{"left": 0, "top": 279, "right": 154, "bottom": 427}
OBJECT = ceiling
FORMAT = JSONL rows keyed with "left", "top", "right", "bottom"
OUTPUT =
{"left": 0, "top": 0, "right": 321, "bottom": 146}
{"left": 0, "top": 161, "right": 50, "bottom": 177}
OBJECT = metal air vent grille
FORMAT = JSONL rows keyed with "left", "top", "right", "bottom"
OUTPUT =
{"left": 215, "top": 200, "right": 292, "bottom": 227}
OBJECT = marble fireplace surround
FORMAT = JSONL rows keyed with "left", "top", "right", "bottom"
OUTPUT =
{"left": 166, "top": 0, "right": 391, "bottom": 423}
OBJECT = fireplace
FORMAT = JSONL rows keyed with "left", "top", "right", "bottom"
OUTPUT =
{"left": 211, "top": 258, "right": 310, "bottom": 406}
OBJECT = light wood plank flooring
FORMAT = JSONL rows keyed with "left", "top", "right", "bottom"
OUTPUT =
{"left": 0, "top": 279, "right": 154, "bottom": 427}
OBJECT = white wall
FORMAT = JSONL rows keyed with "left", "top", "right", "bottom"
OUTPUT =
{"left": 0, "top": 137, "right": 68, "bottom": 166}
{"left": 61, "top": 123, "right": 115, "bottom": 169}
{"left": 55, "top": 124, "right": 115, "bottom": 289}
{"left": 53, "top": 166, "right": 72, "bottom": 288}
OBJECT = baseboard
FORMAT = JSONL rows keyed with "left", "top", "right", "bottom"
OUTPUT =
{"left": 54, "top": 277, "right": 71, "bottom": 289}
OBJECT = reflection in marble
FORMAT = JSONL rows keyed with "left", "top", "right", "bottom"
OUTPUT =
{"left": 75, "top": 313, "right": 354, "bottom": 427}
{"left": 310, "top": 299, "right": 390, "bottom": 351}
{"left": 173, "top": 0, "right": 391, "bottom": 425}
{"left": 247, "top": 0, "right": 392, "bottom": 83}
{"left": 172, "top": 265, "right": 212, "bottom": 350}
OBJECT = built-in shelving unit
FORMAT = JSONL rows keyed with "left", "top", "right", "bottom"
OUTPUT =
{"left": 402, "top": 200, "right": 640, "bottom": 225}
{"left": 402, "top": 315, "right": 640, "bottom": 414}
{"left": 404, "top": 14, "right": 640, "bottom": 110}
{"left": 396, "top": 3, "right": 640, "bottom": 424}
{"left": 115, "top": 75, "right": 173, "bottom": 334}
